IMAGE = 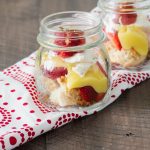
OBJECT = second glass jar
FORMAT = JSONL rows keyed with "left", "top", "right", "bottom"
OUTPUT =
{"left": 98, "top": 0, "right": 150, "bottom": 70}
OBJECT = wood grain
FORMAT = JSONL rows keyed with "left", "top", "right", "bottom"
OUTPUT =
{"left": 0, "top": 0, "right": 150, "bottom": 150}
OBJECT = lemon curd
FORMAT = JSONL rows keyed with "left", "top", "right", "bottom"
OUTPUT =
{"left": 118, "top": 25, "right": 148, "bottom": 56}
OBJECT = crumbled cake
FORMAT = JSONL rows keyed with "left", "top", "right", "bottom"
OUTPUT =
{"left": 37, "top": 74, "right": 92, "bottom": 107}
{"left": 105, "top": 41, "right": 146, "bottom": 68}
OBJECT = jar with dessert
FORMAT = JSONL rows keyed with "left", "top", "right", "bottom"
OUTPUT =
{"left": 35, "top": 11, "right": 111, "bottom": 111}
{"left": 98, "top": 0, "right": 150, "bottom": 70}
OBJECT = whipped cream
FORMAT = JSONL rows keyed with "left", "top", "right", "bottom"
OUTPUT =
{"left": 44, "top": 60, "right": 55, "bottom": 71}
{"left": 64, "top": 49, "right": 98, "bottom": 77}
{"left": 63, "top": 49, "right": 98, "bottom": 63}
{"left": 48, "top": 50, "right": 56, "bottom": 58}
{"left": 72, "top": 63, "right": 91, "bottom": 77}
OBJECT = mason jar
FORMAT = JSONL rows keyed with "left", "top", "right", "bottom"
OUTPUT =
{"left": 35, "top": 11, "right": 111, "bottom": 111}
{"left": 98, "top": 0, "right": 150, "bottom": 70}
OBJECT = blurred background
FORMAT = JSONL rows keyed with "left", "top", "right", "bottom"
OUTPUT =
{"left": 0, "top": 0, "right": 97, "bottom": 70}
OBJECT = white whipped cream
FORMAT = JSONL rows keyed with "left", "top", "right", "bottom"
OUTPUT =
{"left": 48, "top": 50, "right": 56, "bottom": 58}
{"left": 44, "top": 60, "right": 55, "bottom": 71}
{"left": 72, "top": 63, "right": 91, "bottom": 77}
{"left": 63, "top": 49, "right": 98, "bottom": 63}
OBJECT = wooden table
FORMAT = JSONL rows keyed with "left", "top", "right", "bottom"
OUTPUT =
{"left": 0, "top": 0, "right": 150, "bottom": 149}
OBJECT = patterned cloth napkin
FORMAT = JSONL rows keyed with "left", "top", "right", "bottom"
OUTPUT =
{"left": 0, "top": 8, "right": 150, "bottom": 149}
{"left": 0, "top": 51, "right": 150, "bottom": 150}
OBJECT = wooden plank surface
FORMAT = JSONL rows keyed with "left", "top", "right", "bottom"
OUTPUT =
{"left": 0, "top": 0, "right": 150, "bottom": 150}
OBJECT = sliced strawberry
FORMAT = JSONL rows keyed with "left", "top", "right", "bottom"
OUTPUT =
{"left": 55, "top": 51, "right": 78, "bottom": 58}
{"left": 54, "top": 29, "right": 85, "bottom": 58}
{"left": 113, "top": 13, "right": 136, "bottom": 25}
{"left": 96, "top": 93, "right": 105, "bottom": 102}
{"left": 54, "top": 39, "right": 67, "bottom": 47}
{"left": 43, "top": 67, "right": 68, "bottom": 80}
{"left": 113, "top": 2, "right": 137, "bottom": 25}
{"left": 112, "top": 32, "right": 122, "bottom": 50}
{"left": 55, "top": 31, "right": 67, "bottom": 37}
{"left": 66, "top": 30, "right": 85, "bottom": 47}
{"left": 54, "top": 29, "right": 85, "bottom": 47}
{"left": 96, "top": 62, "right": 107, "bottom": 77}
{"left": 106, "top": 32, "right": 122, "bottom": 50}
{"left": 79, "top": 86, "right": 98, "bottom": 102}
{"left": 121, "top": 13, "right": 137, "bottom": 25}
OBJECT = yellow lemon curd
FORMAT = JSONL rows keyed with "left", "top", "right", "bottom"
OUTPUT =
{"left": 118, "top": 25, "right": 148, "bottom": 56}
{"left": 66, "top": 64, "right": 108, "bottom": 93}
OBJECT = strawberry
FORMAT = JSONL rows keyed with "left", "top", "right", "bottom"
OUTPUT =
{"left": 54, "top": 29, "right": 85, "bottom": 58}
{"left": 96, "top": 62, "right": 107, "bottom": 77}
{"left": 43, "top": 67, "right": 68, "bottom": 80}
{"left": 96, "top": 93, "right": 105, "bottom": 102}
{"left": 121, "top": 13, "right": 137, "bottom": 25}
{"left": 55, "top": 51, "right": 78, "bottom": 58}
{"left": 106, "top": 32, "right": 122, "bottom": 50}
{"left": 113, "top": 2, "right": 137, "bottom": 25}
{"left": 79, "top": 86, "right": 98, "bottom": 102}
{"left": 55, "top": 29, "right": 85, "bottom": 47}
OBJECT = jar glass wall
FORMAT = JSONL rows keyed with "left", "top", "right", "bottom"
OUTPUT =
{"left": 35, "top": 11, "right": 111, "bottom": 111}
{"left": 98, "top": 0, "right": 150, "bottom": 70}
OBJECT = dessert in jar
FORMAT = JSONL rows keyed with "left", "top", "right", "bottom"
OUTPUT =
{"left": 98, "top": 0, "right": 150, "bottom": 69}
{"left": 35, "top": 11, "right": 110, "bottom": 110}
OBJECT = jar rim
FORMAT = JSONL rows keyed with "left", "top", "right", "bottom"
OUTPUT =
{"left": 98, "top": 0, "right": 150, "bottom": 13}
{"left": 37, "top": 11, "right": 105, "bottom": 51}
{"left": 40, "top": 11, "right": 101, "bottom": 34}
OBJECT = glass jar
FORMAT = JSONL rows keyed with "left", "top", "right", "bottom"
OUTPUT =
{"left": 35, "top": 11, "right": 111, "bottom": 111}
{"left": 98, "top": 0, "right": 150, "bottom": 70}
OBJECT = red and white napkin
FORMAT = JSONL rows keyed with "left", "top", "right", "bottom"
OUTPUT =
{"left": 0, "top": 51, "right": 150, "bottom": 149}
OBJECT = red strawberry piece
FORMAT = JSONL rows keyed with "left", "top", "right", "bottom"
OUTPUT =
{"left": 66, "top": 30, "right": 85, "bottom": 47}
{"left": 54, "top": 29, "right": 85, "bottom": 58}
{"left": 106, "top": 32, "right": 122, "bottom": 50}
{"left": 113, "top": 2, "right": 137, "bottom": 25}
{"left": 96, "top": 62, "right": 107, "bottom": 77}
{"left": 54, "top": 32, "right": 68, "bottom": 46}
{"left": 43, "top": 67, "right": 68, "bottom": 80}
{"left": 55, "top": 51, "right": 78, "bottom": 58}
{"left": 96, "top": 93, "right": 105, "bottom": 102}
{"left": 79, "top": 86, "right": 98, "bottom": 102}
{"left": 120, "top": 13, "right": 137, "bottom": 25}
{"left": 54, "top": 39, "right": 67, "bottom": 47}
{"left": 55, "top": 31, "right": 67, "bottom": 37}
{"left": 120, "top": 3, "right": 137, "bottom": 25}
{"left": 55, "top": 29, "right": 85, "bottom": 47}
